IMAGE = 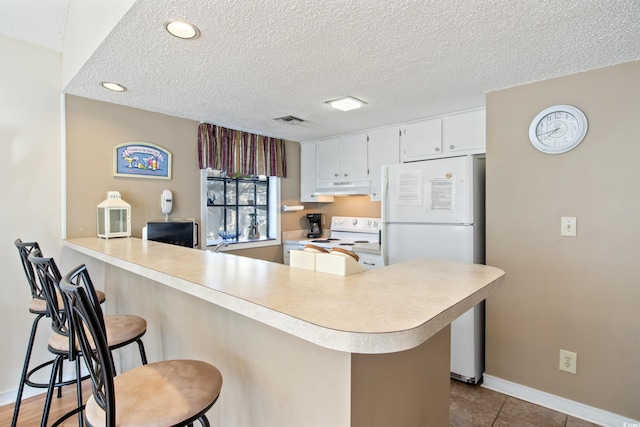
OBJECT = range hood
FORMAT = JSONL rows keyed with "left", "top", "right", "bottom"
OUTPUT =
{"left": 314, "top": 179, "right": 371, "bottom": 196}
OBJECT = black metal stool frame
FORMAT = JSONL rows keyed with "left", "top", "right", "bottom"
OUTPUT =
{"left": 11, "top": 239, "right": 71, "bottom": 427}
{"left": 29, "top": 250, "right": 148, "bottom": 427}
{"left": 61, "top": 265, "right": 216, "bottom": 427}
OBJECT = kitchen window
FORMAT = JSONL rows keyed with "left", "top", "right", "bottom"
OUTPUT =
{"left": 202, "top": 170, "right": 281, "bottom": 249}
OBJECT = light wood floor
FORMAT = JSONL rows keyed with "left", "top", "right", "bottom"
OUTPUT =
{"left": 3, "top": 379, "right": 602, "bottom": 427}
{"left": 0, "top": 381, "right": 89, "bottom": 427}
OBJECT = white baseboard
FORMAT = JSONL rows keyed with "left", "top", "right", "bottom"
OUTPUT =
{"left": 482, "top": 374, "right": 639, "bottom": 427}
{"left": 0, "top": 386, "right": 43, "bottom": 407}
{"left": 0, "top": 363, "right": 83, "bottom": 407}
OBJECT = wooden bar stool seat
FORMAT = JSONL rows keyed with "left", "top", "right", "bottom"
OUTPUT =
{"left": 28, "top": 250, "right": 147, "bottom": 427}
{"left": 85, "top": 359, "right": 222, "bottom": 426}
{"left": 47, "top": 313, "right": 148, "bottom": 352}
{"left": 61, "top": 264, "right": 223, "bottom": 427}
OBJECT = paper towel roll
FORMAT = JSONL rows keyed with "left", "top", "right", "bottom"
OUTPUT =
{"left": 282, "top": 205, "right": 304, "bottom": 212}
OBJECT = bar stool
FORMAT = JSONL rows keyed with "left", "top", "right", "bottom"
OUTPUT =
{"left": 61, "top": 264, "right": 223, "bottom": 426}
{"left": 28, "top": 249, "right": 148, "bottom": 427}
{"left": 11, "top": 239, "right": 105, "bottom": 427}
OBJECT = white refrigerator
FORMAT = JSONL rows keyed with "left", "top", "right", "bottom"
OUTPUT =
{"left": 381, "top": 155, "right": 485, "bottom": 384}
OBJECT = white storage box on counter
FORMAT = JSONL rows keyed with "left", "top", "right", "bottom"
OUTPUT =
{"left": 315, "top": 252, "right": 365, "bottom": 276}
{"left": 290, "top": 250, "right": 317, "bottom": 271}
{"left": 290, "top": 246, "right": 365, "bottom": 276}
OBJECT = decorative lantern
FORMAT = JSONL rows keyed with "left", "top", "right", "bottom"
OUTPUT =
{"left": 97, "top": 191, "right": 131, "bottom": 239}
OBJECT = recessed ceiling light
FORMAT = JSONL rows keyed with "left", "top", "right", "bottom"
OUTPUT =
{"left": 165, "top": 21, "right": 200, "bottom": 39}
{"left": 325, "top": 96, "right": 366, "bottom": 112}
{"left": 100, "top": 82, "right": 127, "bottom": 92}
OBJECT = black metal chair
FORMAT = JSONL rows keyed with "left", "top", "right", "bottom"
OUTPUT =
{"left": 61, "top": 264, "right": 223, "bottom": 426}
{"left": 12, "top": 239, "right": 50, "bottom": 427}
{"left": 28, "top": 250, "right": 148, "bottom": 427}
{"left": 11, "top": 239, "right": 107, "bottom": 427}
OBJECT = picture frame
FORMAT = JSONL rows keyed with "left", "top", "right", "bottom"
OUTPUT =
{"left": 113, "top": 142, "right": 172, "bottom": 179}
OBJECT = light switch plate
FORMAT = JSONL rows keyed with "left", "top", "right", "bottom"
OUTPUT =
{"left": 561, "top": 217, "right": 577, "bottom": 237}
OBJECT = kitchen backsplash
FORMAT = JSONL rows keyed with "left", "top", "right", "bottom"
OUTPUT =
{"left": 315, "top": 196, "right": 381, "bottom": 219}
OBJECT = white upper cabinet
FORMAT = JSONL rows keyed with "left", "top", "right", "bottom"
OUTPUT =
{"left": 300, "top": 142, "right": 333, "bottom": 202}
{"left": 300, "top": 142, "right": 317, "bottom": 202}
{"left": 443, "top": 108, "right": 486, "bottom": 155}
{"left": 401, "top": 108, "right": 485, "bottom": 162}
{"left": 340, "top": 133, "right": 369, "bottom": 180}
{"left": 368, "top": 127, "right": 400, "bottom": 201}
{"left": 401, "top": 118, "right": 442, "bottom": 162}
{"left": 301, "top": 108, "right": 485, "bottom": 199}
{"left": 316, "top": 137, "right": 341, "bottom": 181}
{"left": 317, "top": 133, "right": 369, "bottom": 182}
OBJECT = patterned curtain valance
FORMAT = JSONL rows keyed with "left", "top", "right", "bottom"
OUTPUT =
{"left": 198, "top": 123, "right": 287, "bottom": 178}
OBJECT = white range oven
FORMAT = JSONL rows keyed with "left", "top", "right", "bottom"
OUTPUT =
{"left": 298, "top": 216, "right": 383, "bottom": 270}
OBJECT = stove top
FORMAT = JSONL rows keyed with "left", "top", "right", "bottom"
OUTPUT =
{"left": 299, "top": 216, "right": 380, "bottom": 251}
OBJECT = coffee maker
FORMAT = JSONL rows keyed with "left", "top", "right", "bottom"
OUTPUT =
{"left": 306, "top": 213, "right": 322, "bottom": 238}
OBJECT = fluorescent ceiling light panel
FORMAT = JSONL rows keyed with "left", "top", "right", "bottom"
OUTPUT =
{"left": 165, "top": 21, "right": 200, "bottom": 39}
{"left": 101, "top": 82, "right": 127, "bottom": 92}
{"left": 326, "top": 96, "right": 366, "bottom": 111}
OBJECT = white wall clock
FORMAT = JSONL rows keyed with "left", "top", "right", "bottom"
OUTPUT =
{"left": 529, "top": 105, "right": 588, "bottom": 154}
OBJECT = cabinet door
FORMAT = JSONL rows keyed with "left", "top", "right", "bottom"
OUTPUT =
{"left": 340, "top": 133, "right": 369, "bottom": 180}
{"left": 443, "top": 109, "right": 486, "bottom": 154}
{"left": 300, "top": 142, "right": 319, "bottom": 202}
{"left": 368, "top": 127, "right": 400, "bottom": 201}
{"left": 283, "top": 242, "right": 301, "bottom": 265}
{"left": 316, "top": 138, "right": 342, "bottom": 181}
{"left": 401, "top": 118, "right": 442, "bottom": 162}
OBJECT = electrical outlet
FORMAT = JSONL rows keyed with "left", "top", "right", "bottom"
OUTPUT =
{"left": 559, "top": 349, "right": 577, "bottom": 374}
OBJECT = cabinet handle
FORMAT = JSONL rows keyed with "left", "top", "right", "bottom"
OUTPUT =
{"left": 344, "top": 173, "right": 348, "bottom": 177}
{"left": 363, "top": 262, "right": 375, "bottom": 266}
{"left": 334, "top": 173, "right": 339, "bottom": 177}
{"left": 449, "top": 145, "right": 455, "bottom": 149}
{"left": 372, "top": 192, "right": 377, "bottom": 196}
{"left": 435, "top": 147, "right": 440, "bottom": 152}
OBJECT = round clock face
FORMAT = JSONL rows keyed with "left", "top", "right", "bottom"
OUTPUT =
{"left": 529, "top": 105, "right": 588, "bottom": 154}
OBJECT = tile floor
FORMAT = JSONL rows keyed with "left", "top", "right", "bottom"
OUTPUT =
{"left": 449, "top": 380, "right": 603, "bottom": 427}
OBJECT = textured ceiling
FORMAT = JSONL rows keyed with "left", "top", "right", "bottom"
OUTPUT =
{"left": 3, "top": 0, "right": 640, "bottom": 142}
{"left": 0, "top": 0, "right": 68, "bottom": 51}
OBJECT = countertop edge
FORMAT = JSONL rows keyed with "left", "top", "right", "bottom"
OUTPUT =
{"left": 63, "top": 238, "right": 504, "bottom": 354}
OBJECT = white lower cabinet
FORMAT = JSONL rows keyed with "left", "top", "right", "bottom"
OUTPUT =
{"left": 357, "top": 252, "right": 384, "bottom": 270}
{"left": 283, "top": 242, "right": 301, "bottom": 265}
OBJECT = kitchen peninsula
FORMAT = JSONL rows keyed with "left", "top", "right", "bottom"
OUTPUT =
{"left": 62, "top": 237, "right": 505, "bottom": 427}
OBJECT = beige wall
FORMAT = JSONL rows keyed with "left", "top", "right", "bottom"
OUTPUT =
{"left": 318, "top": 197, "right": 381, "bottom": 223}
{"left": 66, "top": 95, "right": 203, "bottom": 237}
{"left": 0, "top": 35, "right": 62, "bottom": 401}
{"left": 65, "top": 95, "right": 313, "bottom": 262}
{"left": 486, "top": 60, "right": 640, "bottom": 419}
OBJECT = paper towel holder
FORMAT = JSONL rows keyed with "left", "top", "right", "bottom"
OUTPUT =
{"left": 282, "top": 205, "right": 304, "bottom": 212}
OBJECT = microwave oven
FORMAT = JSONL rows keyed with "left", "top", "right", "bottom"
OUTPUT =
{"left": 145, "top": 220, "right": 198, "bottom": 248}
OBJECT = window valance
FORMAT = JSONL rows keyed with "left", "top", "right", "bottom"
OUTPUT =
{"left": 198, "top": 123, "right": 287, "bottom": 178}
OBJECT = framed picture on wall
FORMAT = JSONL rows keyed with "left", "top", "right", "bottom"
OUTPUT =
{"left": 113, "top": 142, "right": 172, "bottom": 179}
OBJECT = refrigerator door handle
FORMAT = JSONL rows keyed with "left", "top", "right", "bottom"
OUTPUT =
{"left": 381, "top": 166, "right": 389, "bottom": 266}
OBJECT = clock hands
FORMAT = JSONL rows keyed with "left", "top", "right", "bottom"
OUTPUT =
{"left": 537, "top": 127, "right": 561, "bottom": 141}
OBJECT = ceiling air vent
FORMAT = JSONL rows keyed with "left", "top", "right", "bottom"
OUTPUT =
{"left": 274, "top": 115, "right": 304, "bottom": 124}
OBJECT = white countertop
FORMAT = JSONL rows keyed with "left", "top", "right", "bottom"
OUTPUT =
{"left": 64, "top": 237, "right": 504, "bottom": 354}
